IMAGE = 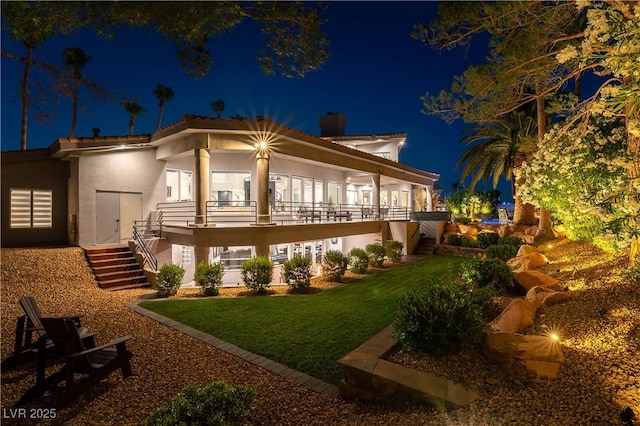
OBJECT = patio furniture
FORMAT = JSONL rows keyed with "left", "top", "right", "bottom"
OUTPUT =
{"left": 18, "top": 317, "right": 133, "bottom": 406}
{"left": 297, "top": 205, "right": 321, "bottom": 222}
{"left": 326, "top": 207, "right": 352, "bottom": 221}
{"left": 379, "top": 207, "right": 389, "bottom": 219}
{"left": 1, "top": 296, "right": 96, "bottom": 368}
{"left": 361, "top": 207, "right": 373, "bottom": 219}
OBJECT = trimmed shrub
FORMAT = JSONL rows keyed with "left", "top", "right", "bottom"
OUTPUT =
{"left": 322, "top": 250, "right": 349, "bottom": 282}
{"left": 283, "top": 255, "right": 312, "bottom": 291}
{"left": 460, "top": 237, "right": 479, "bottom": 248}
{"left": 385, "top": 240, "right": 404, "bottom": 263}
{"left": 348, "top": 248, "right": 369, "bottom": 274}
{"left": 194, "top": 261, "right": 225, "bottom": 296}
{"left": 393, "top": 278, "right": 486, "bottom": 357}
{"left": 144, "top": 381, "right": 255, "bottom": 426}
{"left": 156, "top": 263, "right": 185, "bottom": 297}
{"left": 460, "top": 258, "right": 514, "bottom": 293}
{"left": 477, "top": 231, "right": 500, "bottom": 249}
{"left": 241, "top": 256, "right": 273, "bottom": 294}
{"left": 446, "top": 234, "right": 463, "bottom": 246}
{"left": 485, "top": 244, "right": 517, "bottom": 261}
{"left": 455, "top": 216, "right": 472, "bottom": 225}
{"left": 498, "top": 235, "right": 525, "bottom": 250}
{"left": 365, "top": 242, "right": 386, "bottom": 267}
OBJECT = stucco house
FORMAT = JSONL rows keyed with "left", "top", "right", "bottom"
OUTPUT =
{"left": 2, "top": 112, "right": 444, "bottom": 288}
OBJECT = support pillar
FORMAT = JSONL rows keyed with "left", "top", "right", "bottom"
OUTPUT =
{"left": 195, "top": 148, "right": 210, "bottom": 226}
{"left": 194, "top": 246, "right": 211, "bottom": 268}
{"left": 256, "top": 149, "right": 272, "bottom": 225}
{"left": 371, "top": 173, "right": 381, "bottom": 217}
{"left": 426, "top": 186, "right": 433, "bottom": 212}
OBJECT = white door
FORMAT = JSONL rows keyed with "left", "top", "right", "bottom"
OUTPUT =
{"left": 95, "top": 191, "right": 142, "bottom": 245}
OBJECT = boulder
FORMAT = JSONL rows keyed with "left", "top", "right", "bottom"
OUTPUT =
{"left": 525, "top": 225, "right": 539, "bottom": 236}
{"left": 516, "top": 245, "right": 538, "bottom": 257}
{"left": 513, "top": 270, "right": 561, "bottom": 293}
{"left": 482, "top": 333, "right": 565, "bottom": 380}
{"left": 497, "top": 226, "right": 511, "bottom": 238}
{"left": 525, "top": 286, "right": 571, "bottom": 306}
{"left": 489, "top": 298, "right": 538, "bottom": 333}
{"left": 507, "top": 252, "right": 549, "bottom": 273}
{"left": 458, "top": 224, "right": 477, "bottom": 236}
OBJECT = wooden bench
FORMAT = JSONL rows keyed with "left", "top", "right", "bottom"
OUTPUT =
{"left": 18, "top": 317, "right": 133, "bottom": 406}
{"left": 2, "top": 296, "right": 95, "bottom": 368}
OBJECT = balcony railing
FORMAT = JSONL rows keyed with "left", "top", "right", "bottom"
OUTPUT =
{"left": 155, "top": 200, "right": 413, "bottom": 227}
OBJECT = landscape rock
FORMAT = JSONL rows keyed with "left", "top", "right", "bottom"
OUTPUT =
{"left": 489, "top": 299, "right": 538, "bottom": 333}
{"left": 508, "top": 252, "right": 550, "bottom": 273}
{"left": 525, "top": 286, "right": 571, "bottom": 306}
{"left": 513, "top": 270, "right": 561, "bottom": 293}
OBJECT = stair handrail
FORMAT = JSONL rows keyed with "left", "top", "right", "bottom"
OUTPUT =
{"left": 132, "top": 221, "right": 158, "bottom": 271}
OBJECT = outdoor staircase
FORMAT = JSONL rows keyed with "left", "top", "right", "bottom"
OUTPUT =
{"left": 413, "top": 236, "right": 436, "bottom": 256}
{"left": 85, "top": 245, "right": 150, "bottom": 291}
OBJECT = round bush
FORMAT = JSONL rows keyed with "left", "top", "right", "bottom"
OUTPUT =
{"left": 322, "top": 250, "right": 349, "bottom": 282}
{"left": 194, "top": 261, "right": 224, "bottom": 296}
{"left": 477, "top": 231, "right": 500, "bottom": 249}
{"left": 348, "top": 248, "right": 369, "bottom": 274}
{"left": 485, "top": 244, "right": 517, "bottom": 261}
{"left": 393, "top": 279, "right": 486, "bottom": 357}
{"left": 446, "top": 234, "right": 463, "bottom": 246}
{"left": 241, "top": 256, "right": 273, "bottom": 294}
{"left": 498, "top": 235, "right": 524, "bottom": 250}
{"left": 283, "top": 255, "right": 312, "bottom": 291}
{"left": 144, "top": 381, "right": 255, "bottom": 426}
{"left": 365, "top": 243, "right": 386, "bottom": 267}
{"left": 460, "top": 236, "right": 479, "bottom": 248}
{"left": 385, "top": 240, "right": 404, "bottom": 262}
{"left": 156, "top": 263, "right": 185, "bottom": 297}
{"left": 460, "top": 258, "right": 514, "bottom": 292}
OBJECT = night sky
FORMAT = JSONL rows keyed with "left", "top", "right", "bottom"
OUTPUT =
{"left": 0, "top": 2, "right": 512, "bottom": 200}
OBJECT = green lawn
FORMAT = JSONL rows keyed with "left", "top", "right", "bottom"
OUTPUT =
{"left": 140, "top": 255, "right": 466, "bottom": 385}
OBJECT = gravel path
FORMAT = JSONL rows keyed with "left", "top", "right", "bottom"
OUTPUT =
{"left": 1, "top": 242, "right": 638, "bottom": 425}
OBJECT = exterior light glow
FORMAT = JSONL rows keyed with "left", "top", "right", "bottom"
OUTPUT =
{"left": 258, "top": 141, "right": 268, "bottom": 150}
{"left": 550, "top": 333, "right": 560, "bottom": 342}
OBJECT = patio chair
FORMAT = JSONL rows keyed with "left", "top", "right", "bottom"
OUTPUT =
{"left": 1, "top": 296, "right": 96, "bottom": 368}
{"left": 18, "top": 317, "right": 133, "bottom": 406}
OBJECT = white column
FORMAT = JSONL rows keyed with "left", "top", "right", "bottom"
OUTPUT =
{"left": 256, "top": 149, "right": 272, "bottom": 225}
{"left": 194, "top": 148, "right": 210, "bottom": 225}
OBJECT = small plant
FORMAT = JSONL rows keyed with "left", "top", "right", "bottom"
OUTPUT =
{"left": 460, "top": 258, "right": 514, "bottom": 292}
{"left": 144, "top": 381, "right": 255, "bottom": 426}
{"left": 385, "top": 240, "right": 404, "bottom": 263}
{"left": 348, "top": 248, "right": 369, "bottom": 274}
{"left": 241, "top": 256, "right": 273, "bottom": 294}
{"left": 498, "top": 235, "right": 524, "bottom": 250}
{"left": 455, "top": 216, "right": 472, "bottom": 225}
{"left": 393, "top": 277, "right": 486, "bottom": 357}
{"left": 365, "top": 242, "right": 386, "bottom": 267}
{"left": 477, "top": 231, "right": 500, "bottom": 249}
{"left": 485, "top": 244, "right": 517, "bottom": 261}
{"left": 194, "top": 261, "right": 225, "bottom": 296}
{"left": 156, "top": 263, "right": 185, "bottom": 297}
{"left": 322, "top": 250, "right": 349, "bottom": 282}
{"left": 283, "top": 255, "right": 312, "bottom": 291}
{"left": 446, "top": 234, "right": 462, "bottom": 246}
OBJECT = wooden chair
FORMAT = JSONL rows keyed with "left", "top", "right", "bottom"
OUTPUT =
{"left": 1, "top": 296, "right": 96, "bottom": 368}
{"left": 18, "top": 318, "right": 133, "bottom": 406}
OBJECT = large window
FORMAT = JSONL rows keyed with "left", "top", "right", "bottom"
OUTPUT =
{"left": 327, "top": 181, "right": 341, "bottom": 206}
{"left": 211, "top": 171, "right": 250, "bottom": 205}
{"left": 166, "top": 169, "right": 192, "bottom": 201}
{"left": 10, "top": 189, "right": 52, "bottom": 228}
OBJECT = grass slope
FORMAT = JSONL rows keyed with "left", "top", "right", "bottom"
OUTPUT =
{"left": 140, "top": 255, "right": 466, "bottom": 384}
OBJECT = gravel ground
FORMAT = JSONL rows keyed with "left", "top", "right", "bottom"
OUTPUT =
{"left": 1, "top": 241, "right": 639, "bottom": 425}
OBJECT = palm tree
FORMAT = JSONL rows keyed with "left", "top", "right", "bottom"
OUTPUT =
{"left": 62, "top": 47, "right": 91, "bottom": 138}
{"left": 211, "top": 99, "right": 225, "bottom": 118}
{"left": 121, "top": 100, "right": 146, "bottom": 135}
{"left": 152, "top": 84, "right": 174, "bottom": 130}
{"left": 457, "top": 111, "right": 538, "bottom": 225}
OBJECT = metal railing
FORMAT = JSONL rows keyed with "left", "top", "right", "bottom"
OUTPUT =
{"left": 132, "top": 220, "right": 160, "bottom": 271}
{"left": 205, "top": 200, "right": 257, "bottom": 225}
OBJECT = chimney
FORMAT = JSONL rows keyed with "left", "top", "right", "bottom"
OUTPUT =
{"left": 92, "top": 128, "right": 101, "bottom": 137}
{"left": 319, "top": 112, "right": 346, "bottom": 137}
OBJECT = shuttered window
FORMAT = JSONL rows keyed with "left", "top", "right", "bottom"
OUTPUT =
{"left": 10, "top": 189, "right": 53, "bottom": 228}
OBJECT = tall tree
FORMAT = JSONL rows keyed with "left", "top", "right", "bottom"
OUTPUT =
{"left": 152, "top": 84, "right": 174, "bottom": 130}
{"left": 458, "top": 111, "right": 538, "bottom": 223}
{"left": 62, "top": 47, "right": 91, "bottom": 137}
{"left": 1, "top": 1, "right": 81, "bottom": 149}
{"left": 415, "top": 1, "right": 585, "bottom": 236}
{"left": 211, "top": 99, "right": 225, "bottom": 119}
{"left": 121, "top": 100, "right": 146, "bottom": 135}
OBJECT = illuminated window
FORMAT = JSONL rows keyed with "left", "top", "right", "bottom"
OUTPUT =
{"left": 166, "top": 169, "right": 192, "bottom": 201}
{"left": 10, "top": 189, "right": 52, "bottom": 228}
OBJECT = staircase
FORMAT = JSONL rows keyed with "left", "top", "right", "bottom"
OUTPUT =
{"left": 413, "top": 236, "right": 436, "bottom": 256}
{"left": 85, "top": 245, "right": 150, "bottom": 291}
